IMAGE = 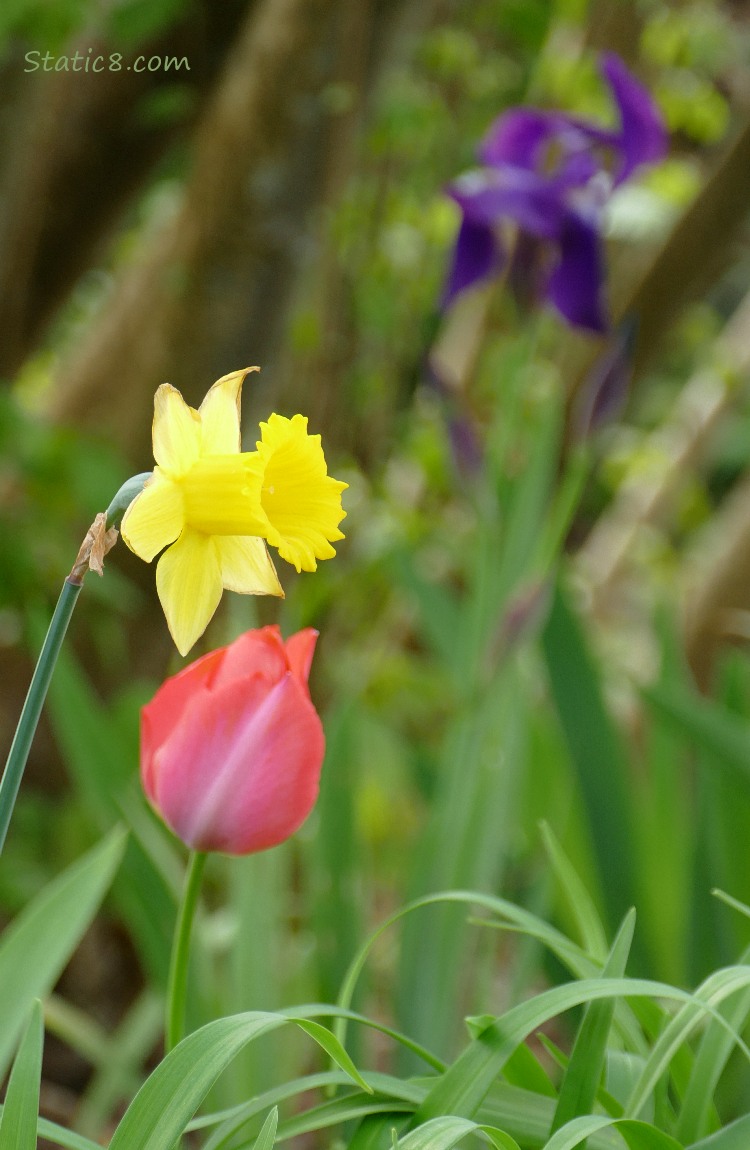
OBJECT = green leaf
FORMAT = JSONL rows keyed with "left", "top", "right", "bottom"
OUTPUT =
{"left": 37, "top": 1118, "right": 102, "bottom": 1150}
{"left": 109, "top": 1009, "right": 370, "bottom": 1150}
{"left": 541, "top": 822, "right": 608, "bottom": 962}
{"left": 675, "top": 942, "right": 750, "bottom": 1142}
{"left": 688, "top": 1114, "right": 750, "bottom": 1149}
{"left": 292, "top": 1020, "right": 373, "bottom": 1094}
{"left": 253, "top": 1108, "right": 279, "bottom": 1150}
{"left": 335, "top": 888, "right": 592, "bottom": 1057}
{"left": 41, "top": 641, "right": 176, "bottom": 984}
{"left": 541, "top": 577, "right": 637, "bottom": 933}
{"left": 348, "top": 1114, "right": 412, "bottom": 1150}
{"left": 501, "top": 1042, "right": 557, "bottom": 1098}
{"left": 0, "top": 1000, "right": 43, "bottom": 1150}
{"left": 399, "top": 1115, "right": 521, "bottom": 1150}
{"left": 413, "top": 976, "right": 704, "bottom": 1125}
{"left": 625, "top": 966, "right": 750, "bottom": 1120}
{"left": 552, "top": 910, "right": 636, "bottom": 1132}
{"left": 543, "top": 1115, "right": 683, "bottom": 1150}
{"left": 0, "top": 828, "right": 126, "bottom": 1079}
{"left": 642, "top": 684, "right": 750, "bottom": 787}
{"left": 196, "top": 1071, "right": 423, "bottom": 1150}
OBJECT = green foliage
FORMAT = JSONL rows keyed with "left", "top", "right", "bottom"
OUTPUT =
{"left": 2, "top": 0, "right": 750, "bottom": 1144}
{"left": 0, "top": 829, "right": 124, "bottom": 1079}
{"left": 0, "top": 392, "right": 122, "bottom": 610}
{"left": 0, "top": 1001, "right": 43, "bottom": 1150}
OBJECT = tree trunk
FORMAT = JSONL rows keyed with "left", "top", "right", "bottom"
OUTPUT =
{"left": 45, "top": 0, "right": 417, "bottom": 467}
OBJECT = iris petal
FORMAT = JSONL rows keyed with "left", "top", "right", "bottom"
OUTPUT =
{"left": 156, "top": 531, "right": 223, "bottom": 656}
{"left": 153, "top": 385, "right": 202, "bottom": 476}
{"left": 547, "top": 212, "right": 608, "bottom": 333}
{"left": 481, "top": 108, "right": 561, "bottom": 169}
{"left": 120, "top": 472, "right": 184, "bottom": 562}
{"left": 602, "top": 52, "right": 667, "bottom": 182}
{"left": 215, "top": 536, "right": 284, "bottom": 597}
{"left": 450, "top": 168, "right": 567, "bottom": 238}
{"left": 441, "top": 216, "right": 503, "bottom": 309}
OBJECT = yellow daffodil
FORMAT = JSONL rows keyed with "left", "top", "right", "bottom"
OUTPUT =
{"left": 121, "top": 368, "right": 347, "bottom": 655}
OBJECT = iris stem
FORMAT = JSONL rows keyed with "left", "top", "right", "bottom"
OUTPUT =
{"left": 0, "top": 578, "right": 81, "bottom": 856}
{"left": 165, "top": 850, "right": 207, "bottom": 1053}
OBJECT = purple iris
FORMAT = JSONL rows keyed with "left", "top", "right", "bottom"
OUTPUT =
{"left": 442, "top": 53, "right": 667, "bottom": 333}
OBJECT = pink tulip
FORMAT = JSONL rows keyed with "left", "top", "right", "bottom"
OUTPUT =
{"left": 141, "top": 626, "right": 324, "bottom": 855}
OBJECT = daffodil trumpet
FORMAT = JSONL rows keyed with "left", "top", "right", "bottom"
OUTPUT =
{"left": 121, "top": 368, "right": 348, "bottom": 656}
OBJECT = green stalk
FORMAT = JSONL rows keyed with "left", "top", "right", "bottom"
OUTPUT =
{"left": 165, "top": 850, "right": 207, "bottom": 1054}
{"left": 0, "top": 578, "right": 82, "bottom": 855}
{"left": 0, "top": 472, "right": 151, "bottom": 858}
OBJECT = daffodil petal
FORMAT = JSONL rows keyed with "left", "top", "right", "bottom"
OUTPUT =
{"left": 256, "top": 413, "right": 348, "bottom": 573}
{"left": 198, "top": 368, "right": 259, "bottom": 456}
{"left": 153, "top": 384, "right": 202, "bottom": 476}
{"left": 216, "top": 536, "right": 285, "bottom": 597}
{"left": 156, "top": 531, "right": 223, "bottom": 656}
{"left": 120, "top": 471, "right": 185, "bottom": 562}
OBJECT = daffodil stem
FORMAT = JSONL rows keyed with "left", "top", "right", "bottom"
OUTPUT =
{"left": 105, "top": 472, "right": 152, "bottom": 530}
{"left": 166, "top": 850, "right": 207, "bottom": 1054}
{"left": 0, "top": 578, "right": 82, "bottom": 857}
{"left": 0, "top": 472, "right": 152, "bottom": 860}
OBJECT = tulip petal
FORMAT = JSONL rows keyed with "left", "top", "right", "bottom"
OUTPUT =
{"left": 151, "top": 672, "right": 324, "bottom": 854}
{"left": 141, "top": 646, "right": 226, "bottom": 800}
{"left": 255, "top": 414, "right": 348, "bottom": 573}
{"left": 153, "top": 385, "right": 202, "bottom": 476}
{"left": 120, "top": 472, "right": 185, "bottom": 562}
{"left": 211, "top": 625, "right": 287, "bottom": 690}
{"left": 198, "top": 368, "right": 259, "bottom": 455}
{"left": 215, "top": 536, "right": 284, "bottom": 598}
{"left": 284, "top": 628, "right": 319, "bottom": 687}
{"left": 156, "top": 531, "right": 224, "bottom": 656}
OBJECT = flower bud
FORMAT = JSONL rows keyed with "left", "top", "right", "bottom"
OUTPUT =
{"left": 141, "top": 626, "right": 324, "bottom": 855}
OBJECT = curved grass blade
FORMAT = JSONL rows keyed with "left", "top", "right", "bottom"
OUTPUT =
{"left": 540, "top": 822, "right": 609, "bottom": 962}
{"left": 277, "top": 1097, "right": 415, "bottom": 1145}
{"left": 552, "top": 910, "right": 636, "bottom": 1132}
{"left": 253, "top": 1108, "right": 278, "bottom": 1150}
{"left": 292, "top": 1020, "right": 371, "bottom": 1092}
{"left": 108, "top": 1007, "right": 373, "bottom": 1150}
{"left": 348, "top": 1114, "right": 412, "bottom": 1150}
{"left": 625, "top": 966, "right": 750, "bottom": 1120}
{"left": 413, "top": 976, "right": 719, "bottom": 1126}
{"left": 335, "top": 889, "right": 594, "bottom": 1053}
{"left": 688, "top": 1114, "right": 750, "bottom": 1149}
{"left": 35, "top": 1120, "right": 102, "bottom": 1150}
{"left": 196, "top": 1066, "right": 427, "bottom": 1148}
{"left": 544, "top": 1115, "right": 683, "bottom": 1150}
{"left": 398, "top": 1115, "right": 521, "bottom": 1150}
{"left": 675, "top": 944, "right": 750, "bottom": 1144}
{"left": 0, "top": 1000, "right": 43, "bottom": 1150}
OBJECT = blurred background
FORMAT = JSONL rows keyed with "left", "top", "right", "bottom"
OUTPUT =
{"left": 2, "top": 0, "right": 750, "bottom": 1136}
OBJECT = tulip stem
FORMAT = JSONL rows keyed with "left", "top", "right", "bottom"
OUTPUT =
{"left": 166, "top": 850, "right": 207, "bottom": 1053}
{"left": 0, "top": 578, "right": 82, "bottom": 856}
